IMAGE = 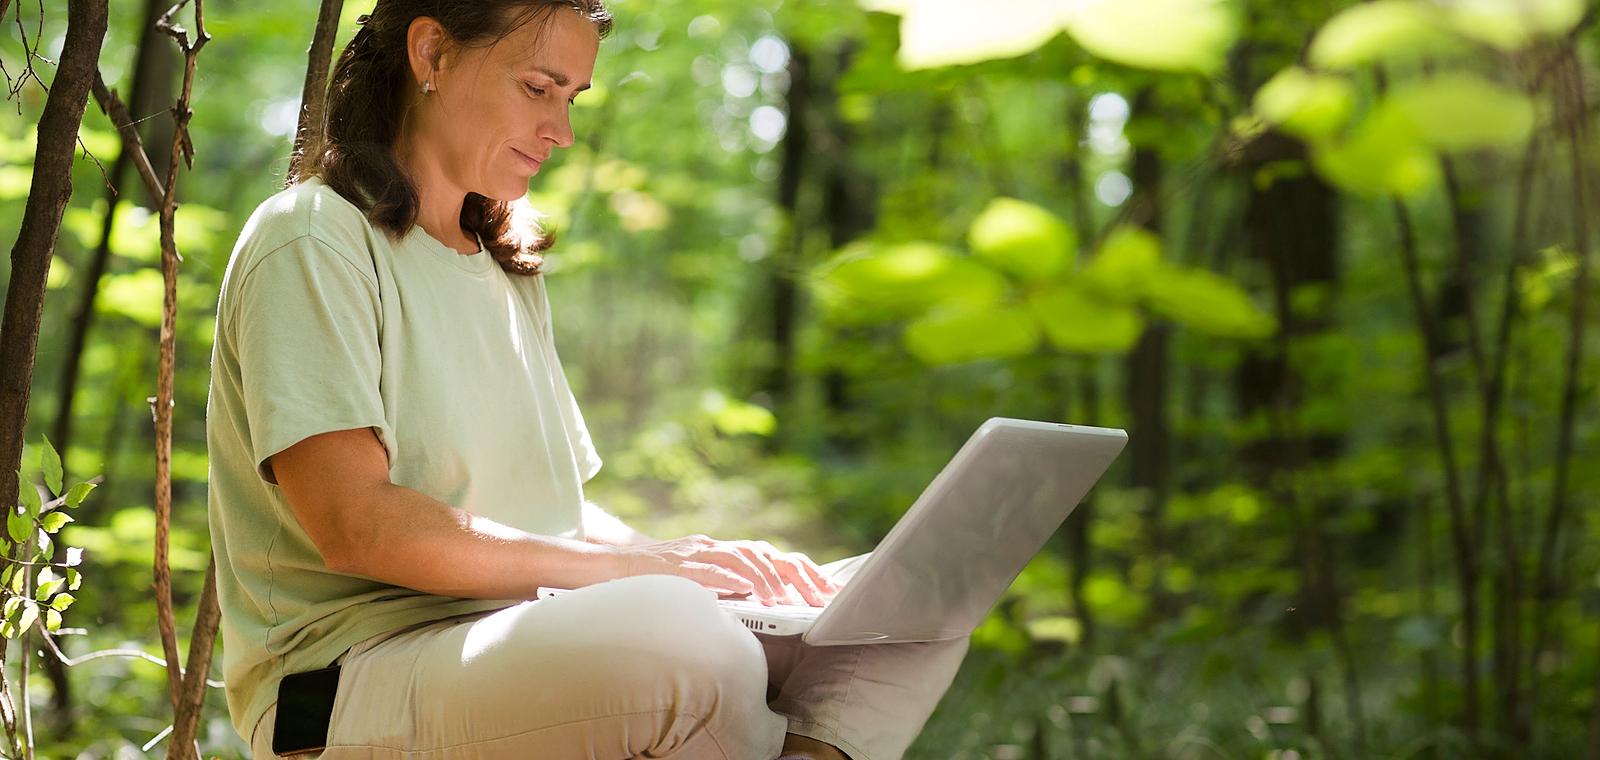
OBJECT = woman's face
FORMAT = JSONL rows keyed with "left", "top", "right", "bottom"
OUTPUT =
{"left": 405, "top": 9, "right": 600, "bottom": 202}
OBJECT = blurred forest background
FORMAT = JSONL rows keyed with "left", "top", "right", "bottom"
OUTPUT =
{"left": 0, "top": 0, "right": 1596, "bottom": 757}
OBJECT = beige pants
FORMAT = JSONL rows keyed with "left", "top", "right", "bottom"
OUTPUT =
{"left": 250, "top": 575, "right": 969, "bottom": 760}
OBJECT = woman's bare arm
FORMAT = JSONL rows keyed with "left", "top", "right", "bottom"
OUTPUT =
{"left": 268, "top": 428, "right": 748, "bottom": 599}
{"left": 580, "top": 500, "right": 658, "bottom": 547}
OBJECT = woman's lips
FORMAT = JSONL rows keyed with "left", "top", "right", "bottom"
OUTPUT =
{"left": 511, "top": 147, "right": 543, "bottom": 173}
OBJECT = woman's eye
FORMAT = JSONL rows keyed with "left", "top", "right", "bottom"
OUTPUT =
{"left": 525, "top": 84, "right": 546, "bottom": 98}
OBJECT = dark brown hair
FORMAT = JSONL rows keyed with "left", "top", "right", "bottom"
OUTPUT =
{"left": 289, "top": 0, "right": 613, "bottom": 276}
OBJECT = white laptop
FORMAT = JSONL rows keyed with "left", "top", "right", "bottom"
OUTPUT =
{"left": 539, "top": 417, "right": 1127, "bottom": 646}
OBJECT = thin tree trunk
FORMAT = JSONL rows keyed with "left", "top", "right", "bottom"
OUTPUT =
{"left": 287, "top": 0, "right": 346, "bottom": 178}
{"left": 1392, "top": 198, "right": 1480, "bottom": 745}
{"left": 1532, "top": 48, "right": 1595, "bottom": 741}
{"left": 43, "top": 0, "right": 173, "bottom": 733}
{"left": 0, "top": 1, "right": 109, "bottom": 755}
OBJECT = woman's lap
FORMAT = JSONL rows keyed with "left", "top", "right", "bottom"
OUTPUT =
{"left": 251, "top": 575, "right": 966, "bottom": 760}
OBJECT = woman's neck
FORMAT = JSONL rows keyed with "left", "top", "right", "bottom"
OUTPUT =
{"left": 393, "top": 139, "right": 477, "bottom": 254}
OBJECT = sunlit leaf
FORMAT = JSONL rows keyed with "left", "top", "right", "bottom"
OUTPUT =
{"left": 1081, "top": 226, "right": 1163, "bottom": 299}
{"left": 49, "top": 593, "right": 74, "bottom": 613}
{"left": 968, "top": 197, "right": 1075, "bottom": 282}
{"left": 16, "top": 601, "right": 37, "bottom": 636}
{"left": 812, "top": 242, "right": 1009, "bottom": 324}
{"left": 1028, "top": 284, "right": 1145, "bottom": 353}
{"left": 65, "top": 547, "right": 84, "bottom": 568}
{"left": 701, "top": 391, "right": 777, "bottom": 437}
{"left": 879, "top": 0, "right": 1068, "bottom": 69}
{"left": 44, "top": 608, "right": 61, "bottom": 633}
{"left": 1310, "top": 102, "right": 1439, "bottom": 197}
{"left": 65, "top": 568, "right": 81, "bottom": 591}
{"left": 96, "top": 268, "right": 166, "bottom": 328}
{"left": 1253, "top": 67, "right": 1355, "bottom": 141}
{"left": 1308, "top": 1, "right": 1465, "bottom": 69}
{"left": 39, "top": 512, "right": 72, "bottom": 534}
{"left": 1445, "top": 0, "right": 1584, "bottom": 49}
{"left": 1142, "top": 268, "right": 1277, "bottom": 338}
{"left": 1064, "top": 0, "right": 1238, "bottom": 74}
{"left": 903, "top": 305, "right": 1041, "bottom": 365}
{"left": 1386, "top": 73, "right": 1535, "bottom": 152}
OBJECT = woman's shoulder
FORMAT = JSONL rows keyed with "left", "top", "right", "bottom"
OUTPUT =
{"left": 227, "top": 176, "right": 380, "bottom": 282}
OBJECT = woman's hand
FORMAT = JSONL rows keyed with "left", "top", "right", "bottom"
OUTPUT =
{"left": 616, "top": 535, "right": 840, "bottom": 607}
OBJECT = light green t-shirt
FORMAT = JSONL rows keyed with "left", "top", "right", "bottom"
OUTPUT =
{"left": 204, "top": 176, "right": 602, "bottom": 743}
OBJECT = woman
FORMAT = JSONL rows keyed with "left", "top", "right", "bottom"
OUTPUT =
{"left": 205, "top": 2, "right": 968, "bottom": 757}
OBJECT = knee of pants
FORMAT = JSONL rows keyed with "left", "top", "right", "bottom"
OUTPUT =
{"left": 557, "top": 575, "right": 773, "bottom": 710}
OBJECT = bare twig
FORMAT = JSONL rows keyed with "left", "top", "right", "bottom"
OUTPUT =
{"left": 35, "top": 617, "right": 224, "bottom": 689}
{"left": 147, "top": 2, "right": 211, "bottom": 757}
{"left": 90, "top": 70, "right": 166, "bottom": 200}
{"left": 287, "top": 0, "right": 346, "bottom": 178}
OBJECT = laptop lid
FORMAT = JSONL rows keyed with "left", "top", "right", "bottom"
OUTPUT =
{"left": 802, "top": 418, "right": 1127, "bottom": 646}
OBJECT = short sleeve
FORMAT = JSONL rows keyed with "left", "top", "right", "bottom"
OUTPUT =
{"left": 230, "top": 235, "right": 393, "bottom": 485}
{"left": 536, "top": 276, "right": 603, "bottom": 484}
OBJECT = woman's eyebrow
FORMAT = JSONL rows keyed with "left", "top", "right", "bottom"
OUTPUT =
{"left": 528, "top": 66, "right": 592, "bottom": 92}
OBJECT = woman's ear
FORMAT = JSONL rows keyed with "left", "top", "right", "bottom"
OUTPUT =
{"left": 405, "top": 16, "right": 449, "bottom": 89}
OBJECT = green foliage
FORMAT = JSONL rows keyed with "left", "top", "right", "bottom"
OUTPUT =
{"left": 1, "top": 438, "right": 96, "bottom": 641}
{"left": 1062, "top": 0, "right": 1239, "bottom": 74}
{"left": 968, "top": 197, "right": 1076, "bottom": 282}
{"left": 1308, "top": 1, "right": 1465, "bottom": 69}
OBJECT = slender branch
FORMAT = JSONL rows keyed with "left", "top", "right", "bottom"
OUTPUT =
{"left": 35, "top": 618, "right": 224, "bottom": 689}
{"left": 168, "top": 560, "right": 219, "bottom": 755}
{"left": 148, "top": 3, "right": 209, "bottom": 758}
{"left": 90, "top": 71, "right": 164, "bottom": 199}
{"left": 287, "top": 0, "right": 345, "bottom": 178}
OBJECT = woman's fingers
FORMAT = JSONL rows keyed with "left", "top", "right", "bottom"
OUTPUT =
{"left": 700, "top": 546, "right": 781, "bottom": 605}
{"left": 736, "top": 544, "right": 797, "bottom": 605}
{"left": 771, "top": 553, "right": 826, "bottom": 606}
{"left": 681, "top": 561, "right": 753, "bottom": 596}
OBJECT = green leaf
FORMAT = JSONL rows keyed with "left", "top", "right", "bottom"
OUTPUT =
{"left": 1308, "top": 1, "right": 1465, "bottom": 70}
{"left": 49, "top": 593, "right": 73, "bottom": 612}
{"left": 812, "top": 242, "right": 1008, "bottom": 325}
{"left": 17, "top": 600, "right": 37, "bottom": 635}
{"left": 0, "top": 565, "right": 12, "bottom": 588}
{"left": 1253, "top": 67, "right": 1355, "bottom": 141}
{"left": 968, "top": 198, "right": 1075, "bottom": 282}
{"left": 34, "top": 578, "right": 63, "bottom": 603}
{"left": 65, "top": 568, "right": 81, "bottom": 591}
{"left": 1063, "top": 0, "right": 1239, "bottom": 74}
{"left": 1081, "top": 226, "right": 1164, "bottom": 298}
{"left": 902, "top": 305, "right": 1041, "bottom": 365}
{"left": 17, "top": 473, "right": 40, "bottom": 520}
{"left": 39, "top": 511, "right": 72, "bottom": 534}
{"left": 1386, "top": 73, "right": 1536, "bottom": 152}
{"left": 8, "top": 565, "right": 23, "bottom": 595}
{"left": 1447, "top": 0, "right": 1584, "bottom": 49}
{"left": 7, "top": 510, "right": 31, "bottom": 545}
{"left": 44, "top": 608, "right": 61, "bottom": 633}
{"left": 40, "top": 436, "right": 62, "bottom": 496}
{"left": 1028, "top": 283, "right": 1146, "bottom": 353}
{"left": 1310, "top": 102, "right": 1439, "bottom": 197}
{"left": 1142, "top": 267, "right": 1278, "bottom": 338}
{"left": 3, "top": 596, "right": 21, "bottom": 621}
{"left": 65, "top": 481, "right": 96, "bottom": 508}
{"left": 881, "top": 0, "right": 1069, "bottom": 69}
